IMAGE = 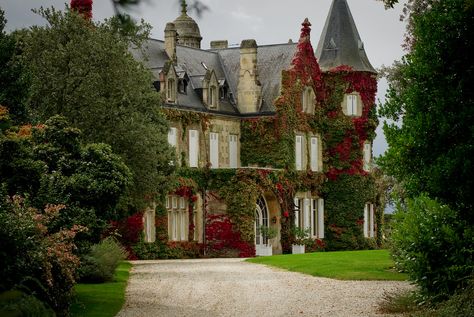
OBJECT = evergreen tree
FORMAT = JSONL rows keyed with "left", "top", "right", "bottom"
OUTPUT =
{"left": 19, "top": 7, "right": 174, "bottom": 210}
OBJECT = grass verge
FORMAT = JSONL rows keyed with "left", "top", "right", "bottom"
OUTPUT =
{"left": 70, "top": 261, "right": 132, "bottom": 317}
{"left": 247, "top": 250, "right": 407, "bottom": 280}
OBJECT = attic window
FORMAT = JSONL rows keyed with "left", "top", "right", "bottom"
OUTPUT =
{"left": 302, "top": 86, "right": 315, "bottom": 114}
{"left": 208, "top": 85, "right": 218, "bottom": 108}
{"left": 167, "top": 78, "right": 176, "bottom": 103}
{"left": 153, "top": 81, "right": 160, "bottom": 92}
{"left": 178, "top": 79, "right": 187, "bottom": 94}
{"left": 219, "top": 86, "right": 228, "bottom": 100}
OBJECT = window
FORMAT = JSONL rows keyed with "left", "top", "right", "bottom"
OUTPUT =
{"left": 189, "top": 129, "right": 199, "bottom": 167}
{"left": 363, "top": 142, "right": 371, "bottom": 171}
{"left": 209, "top": 132, "right": 219, "bottom": 168}
{"left": 294, "top": 198, "right": 305, "bottom": 229}
{"left": 144, "top": 209, "right": 155, "bottom": 243}
{"left": 364, "top": 203, "right": 375, "bottom": 238}
{"left": 346, "top": 94, "right": 358, "bottom": 116}
{"left": 295, "top": 135, "right": 303, "bottom": 170}
{"left": 208, "top": 86, "right": 218, "bottom": 108}
{"left": 229, "top": 134, "right": 238, "bottom": 168}
{"left": 167, "top": 78, "right": 176, "bottom": 103}
{"left": 302, "top": 87, "right": 315, "bottom": 114}
{"left": 310, "top": 136, "right": 320, "bottom": 172}
{"left": 168, "top": 127, "right": 177, "bottom": 147}
{"left": 311, "top": 199, "right": 325, "bottom": 239}
{"left": 178, "top": 79, "right": 187, "bottom": 94}
{"left": 167, "top": 195, "right": 188, "bottom": 241}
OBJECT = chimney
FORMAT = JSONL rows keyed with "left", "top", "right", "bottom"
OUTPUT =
{"left": 237, "top": 39, "right": 262, "bottom": 113}
{"left": 164, "top": 22, "right": 177, "bottom": 62}
{"left": 210, "top": 40, "right": 228, "bottom": 49}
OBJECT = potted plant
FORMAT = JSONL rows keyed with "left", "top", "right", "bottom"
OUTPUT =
{"left": 256, "top": 225, "right": 278, "bottom": 256}
{"left": 292, "top": 227, "right": 310, "bottom": 254}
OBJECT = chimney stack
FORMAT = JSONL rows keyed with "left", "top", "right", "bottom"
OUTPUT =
{"left": 210, "top": 40, "right": 228, "bottom": 49}
{"left": 164, "top": 22, "right": 177, "bottom": 62}
{"left": 237, "top": 39, "right": 262, "bottom": 113}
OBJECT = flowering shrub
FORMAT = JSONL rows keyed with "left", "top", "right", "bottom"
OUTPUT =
{"left": 0, "top": 194, "right": 83, "bottom": 315}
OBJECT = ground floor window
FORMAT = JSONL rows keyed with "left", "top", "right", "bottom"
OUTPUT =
{"left": 294, "top": 195, "right": 324, "bottom": 239}
{"left": 364, "top": 203, "right": 375, "bottom": 238}
{"left": 166, "top": 195, "right": 189, "bottom": 241}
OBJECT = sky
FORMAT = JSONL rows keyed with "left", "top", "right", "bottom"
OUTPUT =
{"left": 0, "top": 0, "right": 408, "bottom": 157}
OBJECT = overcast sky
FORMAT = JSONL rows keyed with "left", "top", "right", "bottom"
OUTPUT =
{"left": 0, "top": 0, "right": 408, "bottom": 157}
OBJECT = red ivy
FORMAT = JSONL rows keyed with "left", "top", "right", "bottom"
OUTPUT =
{"left": 70, "top": 0, "right": 93, "bottom": 20}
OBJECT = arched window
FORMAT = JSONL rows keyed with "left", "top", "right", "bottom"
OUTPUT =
{"left": 255, "top": 196, "right": 269, "bottom": 245}
{"left": 302, "top": 86, "right": 315, "bottom": 114}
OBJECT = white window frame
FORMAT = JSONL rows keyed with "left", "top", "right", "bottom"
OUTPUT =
{"left": 310, "top": 136, "right": 319, "bottom": 172}
{"left": 172, "top": 196, "right": 178, "bottom": 209}
{"left": 364, "top": 203, "right": 375, "bottom": 238}
{"left": 295, "top": 135, "right": 303, "bottom": 171}
{"left": 347, "top": 94, "right": 357, "bottom": 116}
{"left": 363, "top": 142, "right": 371, "bottom": 172}
{"left": 168, "top": 127, "right": 177, "bottom": 147}
{"left": 189, "top": 129, "right": 199, "bottom": 167}
{"left": 310, "top": 198, "right": 325, "bottom": 239}
{"left": 229, "top": 134, "right": 238, "bottom": 168}
{"left": 209, "top": 132, "right": 219, "bottom": 168}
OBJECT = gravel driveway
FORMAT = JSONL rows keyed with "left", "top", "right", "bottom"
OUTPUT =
{"left": 116, "top": 258, "right": 412, "bottom": 317}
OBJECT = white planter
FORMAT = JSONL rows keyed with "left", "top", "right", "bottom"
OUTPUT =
{"left": 256, "top": 244, "right": 273, "bottom": 256}
{"left": 292, "top": 244, "right": 305, "bottom": 254}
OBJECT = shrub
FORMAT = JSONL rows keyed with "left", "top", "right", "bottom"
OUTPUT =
{"left": 0, "top": 195, "right": 82, "bottom": 315}
{"left": 390, "top": 195, "right": 474, "bottom": 302}
{"left": 78, "top": 237, "right": 127, "bottom": 283}
{"left": 0, "top": 290, "right": 55, "bottom": 317}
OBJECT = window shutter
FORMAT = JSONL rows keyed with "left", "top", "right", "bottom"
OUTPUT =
{"left": 318, "top": 199, "right": 325, "bottom": 239}
{"left": 294, "top": 198, "right": 299, "bottom": 227}
{"left": 364, "top": 143, "right": 371, "bottom": 171}
{"left": 229, "top": 134, "right": 238, "bottom": 168}
{"left": 369, "top": 204, "right": 375, "bottom": 238}
{"left": 364, "top": 204, "right": 369, "bottom": 238}
{"left": 295, "top": 135, "right": 303, "bottom": 170}
{"left": 210, "top": 132, "right": 219, "bottom": 168}
{"left": 189, "top": 130, "right": 199, "bottom": 167}
{"left": 310, "top": 137, "right": 319, "bottom": 171}
{"left": 172, "top": 212, "right": 178, "bottom": 241}
{"left": 168, "top": 128, "right": 177, "bottom": 147}
{"left": 347, "top": 95, "right": 353, "bottom": 115}
{"left": 303, "top": 199, "right": 310, "bottom": 231}
{"left": 311, "top": 199, "right": 316, "bottom": 237}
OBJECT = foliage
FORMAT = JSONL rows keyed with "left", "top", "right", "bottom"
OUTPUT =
{"left": 132, "top": 238, "right": 203, "bottom": 260}
{"left": 390, "top": 195, "right": 474, "bottom": 301}
{"left": 379, "top": 0, "right": 474, "bottom": 219}
{"left": 324, "top": 174, "right": 378, "bottom": 250}
{"left": 258, "top": 225, "right": 278, "bottom": 242}
{"left": 291, "top": 227, "right": 310, "bottom": 245}
{"left": 0, "top": 8, "right": 29, "bottom": 124}
{"left": 70, "top": 262, "right": 131, "bottom": 317}
{"left": 19, "top": 7, "right": 174, "bottom": 210}
{"left": 247, "top": 250, "right": 407, "bottom": 281}
{"left": 78, "top": 237, "right": 128, "bottom": 283}
{"left": 0, "top": 194, "right": 83, "bottom": 315}
{"left": 0, "top": 290, "right": 55, "bottom": 317}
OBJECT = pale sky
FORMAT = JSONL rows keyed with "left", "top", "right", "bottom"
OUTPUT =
{"left": 0, "top": 0, "right": 408, "bottom": 157}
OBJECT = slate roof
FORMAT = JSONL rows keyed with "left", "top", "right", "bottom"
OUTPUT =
{"left": 132, "top": 39, "right": 297, "bottom": 117}
{"left": 315, "top": 0, "right": 376, "bottom": 73}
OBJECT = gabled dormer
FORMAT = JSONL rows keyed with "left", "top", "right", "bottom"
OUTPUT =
{"left": 202, "top": 69, "right": 219, "bottom": 110}
{"left": 162, "top": 61, "right": 178, "bottom": 104}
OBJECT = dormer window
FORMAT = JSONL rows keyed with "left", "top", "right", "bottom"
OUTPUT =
{"left": 208, "top": 85, "right": 218, "bottom": 108}
{"left": 344, "top": 94, "right": 360, "bottom": 116}
{"left": 302, "top": 86, "right": 315, "bottom": 114}
{"left": 167, "top": 78, "right": 176, "bottom": 103}
{"left": 153, "top": 81, "right": 160, "bottom": 92}
{"left": 219, "top": 86, "right": 228, "bottom": 100}
{"left": 178, "top": 79, "right": 187, "bottom": 94}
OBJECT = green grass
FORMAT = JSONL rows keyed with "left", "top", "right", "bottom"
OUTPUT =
{"left": 70, "top": 261, "right": 132, "bottom": 317}
{"left": 247, "top": 250, "right": 407, "bottom": 281}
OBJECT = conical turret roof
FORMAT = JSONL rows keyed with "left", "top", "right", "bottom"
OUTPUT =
{"left": 315, "top": 0, "right": 376, "bottom": 73}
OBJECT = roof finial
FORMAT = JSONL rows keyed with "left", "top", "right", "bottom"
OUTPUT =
{"left": 181, "top": 0, "right": 188, "bottom": 15}
{"left": 299, "top": 18, "right": 312, "bottom": 43}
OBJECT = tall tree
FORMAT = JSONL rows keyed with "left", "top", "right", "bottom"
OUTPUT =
{"left": 19, "top": 7, "right": 174, "bottom": 210}
{"left": 0, "top": 7, "right": 29, "bottom": 124}
{"left": 378, "top": 0, "right": 474, "bottom": 220}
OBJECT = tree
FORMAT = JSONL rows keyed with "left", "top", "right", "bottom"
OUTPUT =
{"left": 378, "top": 0, "right": 474, "bottom": 220}
{"left": 0, "top": 8, "right": 29, "bottom": 124}
{"left": 19, "top": 8, "right": 174, "bottom": 210}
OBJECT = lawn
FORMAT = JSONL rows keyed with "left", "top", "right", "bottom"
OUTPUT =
{"left": 247, "top": 250, "right": 407, "bottom": 281}
{"left": 70, "top": 261, "right": 132, "bottom": 317}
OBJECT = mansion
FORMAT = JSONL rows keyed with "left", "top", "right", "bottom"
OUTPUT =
{"left": 135, "top": 0, "right": 380, "bottom": 255}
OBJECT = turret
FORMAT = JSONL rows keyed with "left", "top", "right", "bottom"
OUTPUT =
{"left": 237, "top": 39, "right": 262, "bottom": 114}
